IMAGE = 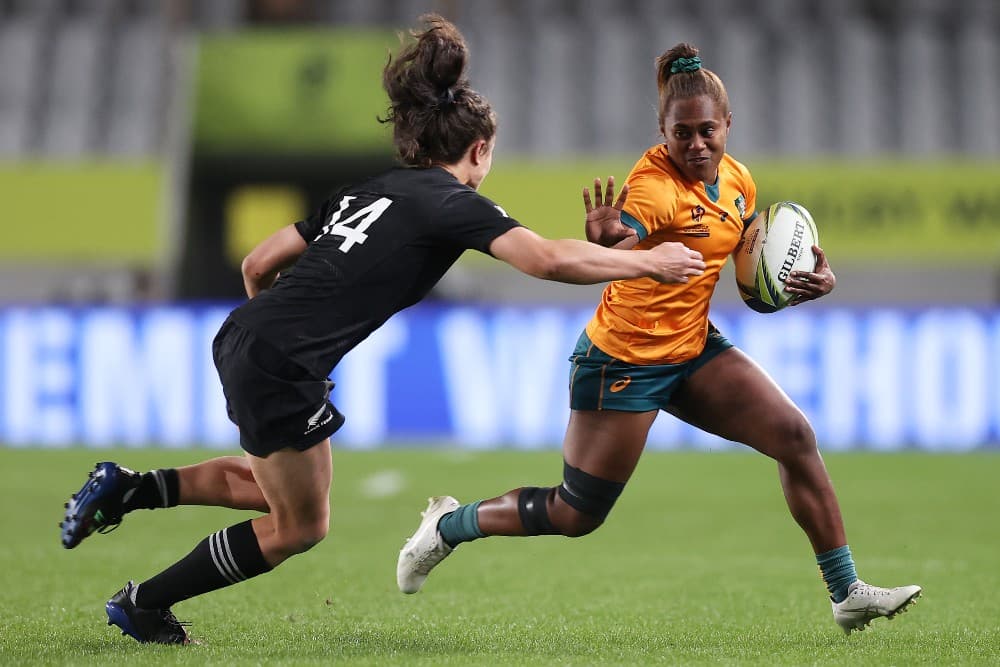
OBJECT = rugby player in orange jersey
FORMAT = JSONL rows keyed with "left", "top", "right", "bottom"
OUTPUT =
{"left": 398, "top": 42, "right": 922, "bottom": 634}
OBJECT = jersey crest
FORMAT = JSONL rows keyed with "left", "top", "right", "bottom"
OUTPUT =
{"left": 735, "top": 194, "right": 747, "bottom": 219}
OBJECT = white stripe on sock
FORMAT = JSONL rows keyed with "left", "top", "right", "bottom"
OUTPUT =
{"left": 220, "top": 528, "right": 247, "bottom": 581}
{"left": 151, "top": 470, "right": 168, "bottom": 508}
{"left": 209, "top": 532, "right": 239, "bottom": 584}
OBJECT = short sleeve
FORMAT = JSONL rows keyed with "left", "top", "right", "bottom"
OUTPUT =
{"left": 436, "top": 191, "right": 522, "bottom": 255}
{"left": 294, "top": 199, "right": 331, "bottom": 243}
{"left": 295, "top": 186, "right": 351, "bottom": 242}
{"left": 622, "top": 174, "right": 679, "bottom": 238}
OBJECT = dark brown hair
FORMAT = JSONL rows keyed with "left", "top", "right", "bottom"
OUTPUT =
{"left": 381, "top": 14, "right": 496, "bottom": 167}
{"left": 655, "top": 43, "right": 730, "bottom": 131}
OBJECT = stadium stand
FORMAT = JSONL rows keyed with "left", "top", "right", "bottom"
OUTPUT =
{"left": 1, "top": 0, "right": 996, "bottom": 158}
{"left": 0, "top": 0, "right": 997, "bottom": 304}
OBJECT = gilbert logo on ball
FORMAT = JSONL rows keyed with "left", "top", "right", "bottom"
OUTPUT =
{"left": 733, "top": 201, "right": 819, "bottom": 313}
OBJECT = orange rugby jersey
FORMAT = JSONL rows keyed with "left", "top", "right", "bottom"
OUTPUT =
{"left": 585, "top": 145, "right": 757, "bottom": 364}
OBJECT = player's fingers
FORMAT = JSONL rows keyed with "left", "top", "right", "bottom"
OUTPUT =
{"left": 810, "top": 245, "right": 828, "bottom": 269}
{"left": 592, "top": 178, "right": 604, "bottom": 205}
{"left": 795, "top": 276, "right": 816, "bottom": 290}
{"left": 604, "top": 176, "right": 615, "bottom": 207}
{"left": 613, "top": 183, "right": 630, "bottom": 210}
{"left": 582, "top": 187, "right": 593, "bottom": 213}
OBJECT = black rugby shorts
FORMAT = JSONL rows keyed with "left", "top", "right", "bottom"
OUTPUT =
{"left": 212, "top": 319, "right": 344, "bottom": 456}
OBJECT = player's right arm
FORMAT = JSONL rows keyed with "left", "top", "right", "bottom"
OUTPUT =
{"left": 489, "top": 226, "right": 704, "bottom": 285}
{"left": 241, "top": 224, "right": 308, "bottom": 298}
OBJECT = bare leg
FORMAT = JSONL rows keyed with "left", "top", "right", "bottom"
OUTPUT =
{"left": 667, "top": 348, "right": 846, "bottom": 553}
{"left": 175, "top": 456, "right": 269, "bottom": 511}
{"left": 477, "top": 409, "right": 657, "bottom": 536}
{"left": 398, "top": 411, "right": 656, "bottom": 595}
{"left": 121, "top": 441, "right": 333, "bottom": 621}
{"left": 246, "top": 440, "right": 333, "bottom": 566}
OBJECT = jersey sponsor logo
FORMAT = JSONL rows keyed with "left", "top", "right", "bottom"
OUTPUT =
{"left": 679, "top": 224, "right": 711, "bottom": 237}
{"left": 691, "top": 205, "right": 706, "bottom": 222}
{"left": 304, "top": 404, "right": 334, "bottom": 435}
{"left": 609, "top": 376, "right": 632, "bottom": 392}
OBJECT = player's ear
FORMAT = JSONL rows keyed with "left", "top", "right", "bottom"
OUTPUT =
{"left": 469, "top": 139, "right": 489, "bottom": 165}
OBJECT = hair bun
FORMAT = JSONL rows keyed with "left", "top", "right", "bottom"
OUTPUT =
{"left": 436, "top": 87, "right": 456, "bottom": 108}
{"left": 669, "top": 56, "right": 702, "bottom": 74}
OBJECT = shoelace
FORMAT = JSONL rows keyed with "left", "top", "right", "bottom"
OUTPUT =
{"left": 851, "top": 583, "right": 891, "bottom": 598}
{"left": 160, "top": 610, "right": 192, "bottom": 643}
{"left": 162, "top": 610, "right": 191, "bottom": 628}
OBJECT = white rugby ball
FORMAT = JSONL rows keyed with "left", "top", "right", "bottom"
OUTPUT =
{"left": 733, "top": 201, "right": 818, "bottom": 313}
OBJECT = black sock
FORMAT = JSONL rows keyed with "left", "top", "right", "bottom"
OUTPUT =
{"left": 134, "top": 520, "right": 272, "bottom": 609}
{"left": 122, "top": 469, "right": 179, "bottom": 512}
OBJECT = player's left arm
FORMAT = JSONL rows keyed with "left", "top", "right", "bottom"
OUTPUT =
{"left": 241, "top": 224, "right": 308, "bottom": 298}
{"left": 785, "top": 245, "right": 836, "bottom": 305}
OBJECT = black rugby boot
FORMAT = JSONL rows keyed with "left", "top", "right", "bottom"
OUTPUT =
{"left": 105, "top": 581, "right": 190, "bottom": 645}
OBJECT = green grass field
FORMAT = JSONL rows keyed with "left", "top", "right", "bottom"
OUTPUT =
{"left": 1, "top": 448, "right": 997, "bottom": 665}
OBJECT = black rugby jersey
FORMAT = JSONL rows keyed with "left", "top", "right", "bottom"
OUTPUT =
{"left": 228, "top": 166, "right": 521, "bottom": 376}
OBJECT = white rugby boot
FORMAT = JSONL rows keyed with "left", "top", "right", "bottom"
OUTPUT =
{"left": 397, "top": 496, "right": 461, "bottom": 594}
{"left": 831, "top": 580, "right": 922, "bottom": 634}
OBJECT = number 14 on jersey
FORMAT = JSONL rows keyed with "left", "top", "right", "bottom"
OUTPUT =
{"left": 317, "top": 196, "right": 393, "bottom": 252}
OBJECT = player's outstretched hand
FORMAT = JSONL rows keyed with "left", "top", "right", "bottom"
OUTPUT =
{"left": 583, "top": 176, "right": 637, "bottom": 247}
{"left": 645, "top": 241, "right": 706, "bottom": 284}
{"left": 785, "top": 245, "right": 836, "bottom": 305}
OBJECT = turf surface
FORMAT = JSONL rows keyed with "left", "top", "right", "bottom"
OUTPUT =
{"left": 1, "top": 448, "right": 997, "bottom": 665}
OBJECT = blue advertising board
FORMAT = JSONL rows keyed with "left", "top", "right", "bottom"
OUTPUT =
{"left": 1, "top": 304, "right": 997, "bottom": 450}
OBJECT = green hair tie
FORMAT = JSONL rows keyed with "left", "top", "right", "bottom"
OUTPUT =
{"left": 670, "top": 56, "right": 702, "bottom": 74}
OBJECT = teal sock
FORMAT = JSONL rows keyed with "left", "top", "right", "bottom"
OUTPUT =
{"left": 437, "top": 501, "right": 485, "bottom": 548}
{"left": 816, "top": 545, "right": 858, "bottom": 603}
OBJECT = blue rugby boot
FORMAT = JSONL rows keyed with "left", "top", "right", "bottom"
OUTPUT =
{"left": 106, "top": 581, "right": 190, "bottom": 645}
{"left": 60, "top": 462, "right": 141, "bottom": 549}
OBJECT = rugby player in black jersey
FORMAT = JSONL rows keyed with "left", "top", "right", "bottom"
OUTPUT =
{"left": 58, "top": 14, "right": 706, "bottom": 644}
